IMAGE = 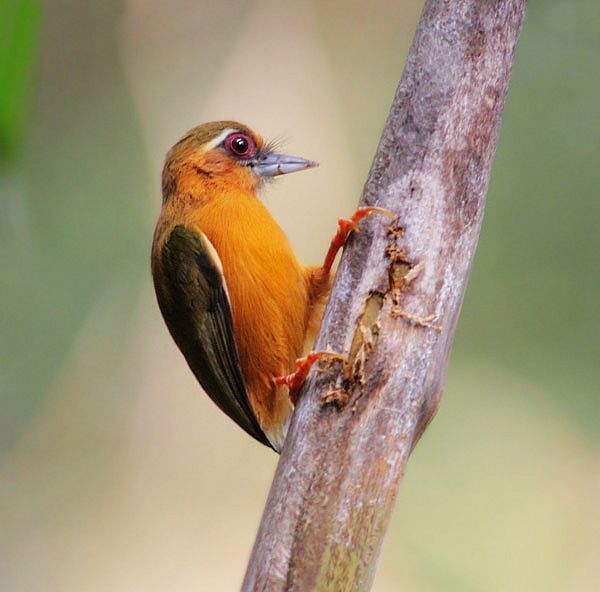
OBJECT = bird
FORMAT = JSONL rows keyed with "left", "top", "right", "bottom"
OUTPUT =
{"left": 151, "top": 121, "right": 390, "bottom": 452}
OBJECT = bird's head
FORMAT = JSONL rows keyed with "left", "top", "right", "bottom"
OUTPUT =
{"left": 161, "top": 121, "right": 318, "bottom": 201}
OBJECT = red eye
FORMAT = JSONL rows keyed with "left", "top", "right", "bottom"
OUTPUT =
{"left": 224, "top": 133, "right": 256, "bottom": 159}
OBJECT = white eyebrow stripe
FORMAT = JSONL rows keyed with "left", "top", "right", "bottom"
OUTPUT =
{"left": 201, "top": 128, "right": 238, "bottom": 152}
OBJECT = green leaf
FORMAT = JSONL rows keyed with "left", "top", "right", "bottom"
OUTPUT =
{"left": 0, "top": 0, "right": 41, "bottom": 162}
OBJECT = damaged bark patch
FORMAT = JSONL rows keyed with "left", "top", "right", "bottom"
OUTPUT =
{"left": 345, "top": 291, "right": 385, "bottom": 384}
{"left": 321, "top": 388, "right": 350, "bottom": 409}
{"left": 386, "top": 223, "right": 442, "bottom": 331}
{"left": 321, "top": 291, "right": 384, "bottom": 410}
{"left": 321, "top": 220, "right": 443, "bottom": 412}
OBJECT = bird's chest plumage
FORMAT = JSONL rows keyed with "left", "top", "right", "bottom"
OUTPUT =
{"left": 186, "top": 192, "right": 308, "bottom": 428}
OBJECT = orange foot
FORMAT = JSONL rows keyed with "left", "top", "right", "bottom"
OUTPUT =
{"left": 322, "top": 206, "right": 395, "bottom": 274}
{"left": 275, "top": 351, "right": 346, "bottom": 406}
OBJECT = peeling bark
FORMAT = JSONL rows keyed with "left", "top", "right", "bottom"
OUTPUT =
{"left": 242, "top": 1, "right": 527, "bottom": 590}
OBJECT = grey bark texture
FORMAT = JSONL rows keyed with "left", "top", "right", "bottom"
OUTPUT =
{"left": 242, "top": 1, "right": 527, "bottom": 590}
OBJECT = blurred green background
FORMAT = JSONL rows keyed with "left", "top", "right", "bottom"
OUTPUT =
{"left": 1, "top": 1, "right": 598, "bottom": 591}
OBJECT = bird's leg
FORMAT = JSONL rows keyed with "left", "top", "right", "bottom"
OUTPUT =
{"left": 321, "top": 207, "right": 395, "bottom": 274}
{"left": 280, "top": 208, "right": 394, "bottom": 405}
{"left": 275, "top": 351, "right": 346, "bottom": 406}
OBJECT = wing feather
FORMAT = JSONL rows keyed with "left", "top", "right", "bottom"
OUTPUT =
{"left": 153, "top": 225, "right": 271, "bottom": 448}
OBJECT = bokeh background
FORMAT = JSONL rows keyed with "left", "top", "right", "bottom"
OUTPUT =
{"left": 1, "top": 1, "right": 599, "bottom": 590}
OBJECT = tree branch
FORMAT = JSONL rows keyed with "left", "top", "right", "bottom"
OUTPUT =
{"left": 243, "top": 1, "right": 527, "bottom": 590}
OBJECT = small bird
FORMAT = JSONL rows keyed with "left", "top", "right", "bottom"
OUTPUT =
{"left": 151, "top": 121, "right": 388, "bottom": 452}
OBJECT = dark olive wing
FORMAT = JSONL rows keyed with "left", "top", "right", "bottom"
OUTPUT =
{"left": 152, "top": 224, "right": 272, "bottom": 449}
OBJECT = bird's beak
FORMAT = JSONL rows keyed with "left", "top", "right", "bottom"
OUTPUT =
{"left": 252, "top": 153, "right": 319, "bottom": 177}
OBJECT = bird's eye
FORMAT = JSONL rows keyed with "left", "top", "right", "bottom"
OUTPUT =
{"left": 224, "top": 133, "right": 256, "bottom": 159}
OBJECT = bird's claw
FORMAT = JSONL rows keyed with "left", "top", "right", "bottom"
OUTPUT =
{"left": 275, "top": 351, "right": 346, "bottom": 406}
{"left": 347, "top": 206, "right": 396, "bottom": 228}
{"left": 322, "top": 206, "right": 395, "bottom": 274}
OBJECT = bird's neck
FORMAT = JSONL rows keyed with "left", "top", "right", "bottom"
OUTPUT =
{"left": 185, "top": 188, "right": 290, "bottom": 256}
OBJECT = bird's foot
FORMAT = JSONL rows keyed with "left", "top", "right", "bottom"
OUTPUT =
{"left": 275, "top": 351, "right": 346, "bottom": 406}
{"left": 322, "top": 206, "right": 395, "bottom": 274}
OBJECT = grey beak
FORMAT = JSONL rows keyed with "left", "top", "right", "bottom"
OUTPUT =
{"left": 253, "top": 153, "right": 319, "bottom": 177}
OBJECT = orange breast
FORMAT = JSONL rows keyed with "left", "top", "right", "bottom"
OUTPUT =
{"left": 186, "top": 190, "right": 308, "bottom": 436}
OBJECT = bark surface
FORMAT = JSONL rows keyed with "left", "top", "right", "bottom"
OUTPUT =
{"left": 243, "top": 1, "right": 527, "bottom": 590}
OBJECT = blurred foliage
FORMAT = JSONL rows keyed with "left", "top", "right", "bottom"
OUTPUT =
{"left": 457, "top": 0, "right": 600, "bottom": 430}
{"left": 0, "top": 0, "right": 40, "bottom": 163}
{"left": 0, "top": 1, "right": 151, "bottom": 453}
